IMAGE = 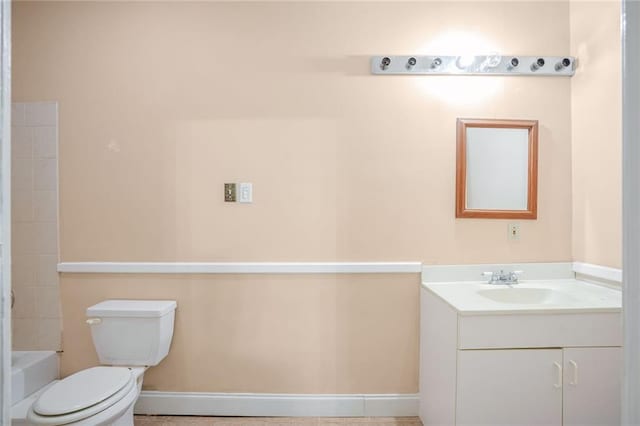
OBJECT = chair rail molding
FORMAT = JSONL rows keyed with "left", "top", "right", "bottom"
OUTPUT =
{"left": 57, "top": 261, "right": 423, "bottom": 274}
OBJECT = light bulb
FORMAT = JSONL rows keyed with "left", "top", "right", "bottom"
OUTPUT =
{"left": 456, "top": 55, "right": 476, "bottom": 69}
{"left": 484, "top": 53, "right": 502, "bottom": 69}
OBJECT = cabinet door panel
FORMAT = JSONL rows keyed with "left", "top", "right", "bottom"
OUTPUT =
{"left": 457, "top": 349, "right": 562, "bottom": 426}
{"left": 563, "top": 347, "right": 621, "bottom": 426}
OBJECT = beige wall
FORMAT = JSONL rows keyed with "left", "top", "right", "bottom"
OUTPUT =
{"left": 14, "top": 1, "right": 573, "bottom": 264}
{"left": 61, "top": 273, "right": 419, "bottom": 393}
{"left": 13, "top": 1, "right": 577, "bottom": 393}
{"left": 570, "top": 1, "right": 622, "bottom": 269}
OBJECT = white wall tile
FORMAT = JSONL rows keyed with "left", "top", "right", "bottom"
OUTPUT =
{"left": 11, "top": 158, "right": 33, "bottom": 191}
{"left": 13, "top": 254, "right": 37, "bottom": 286}
{"left": 12, "top": 101, "right": 61, "bottom": 351}
{"left": 13, "top": 314, "right": 62, "bottom": 352}
{"left": 35, "top": 286, "right": 61, "bottom": 319}
{"left": 12, "top": 190, "right": 33, "bottom": 222}
{"left": 35, "top": 319, "right": 61, "bottom": 350}
{"left": 33, "top": 190, "right": 57, "bottom": 222}
{"left": 34, "top": 222, "right": 58, "bottom": 255}
{"left": 11, "top": 126, "right": 33, "bottom": 159}
{"left": 11, "top": 103, "right": 26, "bottom": 127}
{"left": 33, "top": 126, "right": 57, "bottom": 159}
{"left": 25, "top": 102, "right": 58, "bottom": 127}
{"left": 35, "top": 255, "right": 58, "bottom": 286}
{"left": 12, "top": 286, "right": 36, "bottom": 319}
{"left": 34, "top": 159, "right": 57, "bottom": 191}
{"left": 13, "top": 222, "right": 36, "bottom": 255}
{"left": 12, "top": 319, "right": 38, "bottom": 350}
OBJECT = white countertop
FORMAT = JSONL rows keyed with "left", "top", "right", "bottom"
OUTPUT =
{"left": 421, "top": 279, "right": 622, "bottom": 315}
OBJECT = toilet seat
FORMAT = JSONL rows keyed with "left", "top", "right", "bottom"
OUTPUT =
{"left": 27, "top": 366, "right": 135, "bottom": 425}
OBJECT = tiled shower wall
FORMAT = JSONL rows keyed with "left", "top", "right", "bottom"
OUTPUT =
{"left": 11, "top": 102, "right": 61, "bottom": 350}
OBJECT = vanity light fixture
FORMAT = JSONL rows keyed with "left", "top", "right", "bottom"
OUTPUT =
{"left": 555, "top": 57, "right": 572, "bottom": 71}
{"left": 506, "top": 57, "right": 520, "bottom": 70}
{"left": 483, "top": 53, "right": 502, "bottom": 69}
{"left": 371, "top": 55, "right": 575, "bottom": 76}
{"left": 456, "top": 55, "right": 476, "bottom": 69}
{"left": 530, "top": 57, "right": 545, "bottom": 71}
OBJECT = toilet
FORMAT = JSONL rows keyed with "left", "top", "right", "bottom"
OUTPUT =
{"left": 26, "top": 300, "right": 177, "bottom": 426}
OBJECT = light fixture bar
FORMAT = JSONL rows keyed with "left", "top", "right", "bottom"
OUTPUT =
{"left": 370, "top": 55, "right": 576, "bottom": 76}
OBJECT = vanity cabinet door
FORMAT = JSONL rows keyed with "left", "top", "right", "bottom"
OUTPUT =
{"left": 563, "top": 347, "right": 621, "bottom": 426}
{"left": 456, "top": 349, "right": 563, "bottom": 426}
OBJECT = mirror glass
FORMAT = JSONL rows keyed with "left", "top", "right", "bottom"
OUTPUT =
{"left": 466, "top": 127, "right": 529, "bottom": 210}
{"left": 456, "top": 118, "right": 538, "bottom": 219}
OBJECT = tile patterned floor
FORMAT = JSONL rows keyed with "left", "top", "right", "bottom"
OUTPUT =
{"left": 134, "top": 416, "right": 423, "bottom": 426}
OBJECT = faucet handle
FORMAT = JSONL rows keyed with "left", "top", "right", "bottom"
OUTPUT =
{"left": 508, "top": 270, "right": 523, "bottom": 283}
{"left": 481, "top": 271, "right": 497, "bottom": 283}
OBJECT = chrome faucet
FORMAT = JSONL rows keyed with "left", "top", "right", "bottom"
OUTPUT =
{"left": 482, "top": 270, "right": 522, "bottom": 285}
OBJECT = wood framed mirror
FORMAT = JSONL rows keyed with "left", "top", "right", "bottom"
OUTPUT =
{"left": 456, "top": 118, "right": 539, "bottom": 219}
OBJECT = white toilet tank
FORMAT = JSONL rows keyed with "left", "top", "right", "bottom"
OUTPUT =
{"left": 86, "top": 300, "right": 177, "bottom": 366}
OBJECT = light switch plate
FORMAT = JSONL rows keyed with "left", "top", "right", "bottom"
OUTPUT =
{"left": 238, "top": 182, "right": 253, "bottom": 203}
{"left": 224, "top": 183, "right": 236, "bottom": 202}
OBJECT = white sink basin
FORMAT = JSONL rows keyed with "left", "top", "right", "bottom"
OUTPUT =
{"left": 477, "top": 287, "right": 580, "bottom": 305}
{"left": 422, "top": 279, "right": 621, "bottom": 314}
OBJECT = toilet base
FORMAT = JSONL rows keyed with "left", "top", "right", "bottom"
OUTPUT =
{"left": 110, "top": 403, "right": 134, "bottom": 426}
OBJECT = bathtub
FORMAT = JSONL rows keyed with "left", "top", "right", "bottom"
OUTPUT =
{"left": 11, "top": 351, "right": 58, "bottom": 405}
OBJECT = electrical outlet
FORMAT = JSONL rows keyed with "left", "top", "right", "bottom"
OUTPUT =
{"left": 224, "top": 183, "right": 236, "bottom": 202}
{"left": 238, "top": 182, "right": 253, "bottom": 203}
{"left": 508, "top": 223, "right": 521, "bottom": 240}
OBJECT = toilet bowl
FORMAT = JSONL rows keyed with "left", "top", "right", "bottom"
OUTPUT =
{"left": 26, "top": 300, "right": 177, "bottom": 426}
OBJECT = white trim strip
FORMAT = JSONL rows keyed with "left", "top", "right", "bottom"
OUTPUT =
{"left": 623, "top": 1, "right": 640, "bottom": 422}
{"left": 134, "top": 392, "right": 419, "bottom": 417}
{"left": 0, "top": 0, "right": 10, "bottom": 423}
{"left": 57, "top": 262, "right": 422, "bottom": 274}
{"left": 573, "top": 262, "right": 622, "bottom": 283}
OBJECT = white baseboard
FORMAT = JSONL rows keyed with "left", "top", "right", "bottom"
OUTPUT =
{"left": 134, "top": 392, "right": 419, "bottom": 417}
{"left": 573, "top": 262, "right": 622, "bottom": 283}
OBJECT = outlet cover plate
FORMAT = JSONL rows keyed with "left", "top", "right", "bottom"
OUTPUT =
{"left": 508, "top": 223, "right": 521, "bottom": 240}
{"left": 238, "top": 182, "right": 253, "bottom": 203}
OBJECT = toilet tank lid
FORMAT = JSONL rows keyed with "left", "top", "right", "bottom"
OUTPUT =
{"left": 87, "top": 300, "right": 177, "bottom": 318}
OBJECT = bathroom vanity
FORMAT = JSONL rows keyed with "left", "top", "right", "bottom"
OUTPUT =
{"left": 419, "top": 264, "right": 622, "bottom": 426}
